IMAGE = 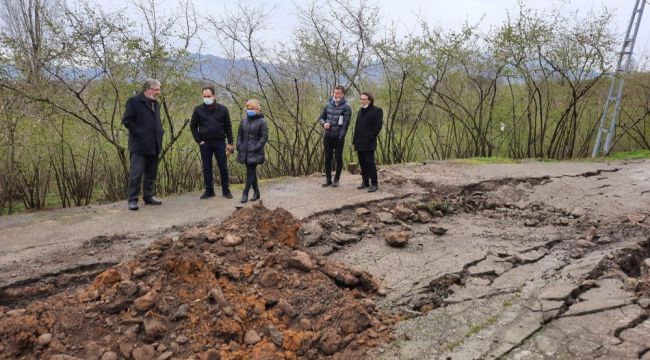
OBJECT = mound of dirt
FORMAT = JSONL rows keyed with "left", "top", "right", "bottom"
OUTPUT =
{"left": 0, "top": 203, "right": 395, "bottom": 359}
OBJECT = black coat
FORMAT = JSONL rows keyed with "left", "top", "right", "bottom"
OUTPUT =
{"left": 353, "top": 105, "right": 383, "bottom": 152}
{"left": 122, "top": 93, "right": 164, "bottom": 155}
{"left": 190, "top": 103, "right": 234, "bottom": 144}
{"left": 236, "top": 113, "right": 268, "bottom": 165}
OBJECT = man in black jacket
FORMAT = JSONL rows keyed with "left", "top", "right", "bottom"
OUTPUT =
{"left": 190, "top": 86, "right": 234, "bottom": 199}
{"left": 122, "top": 79, "right": 164, "bottom": 210}
{"left": 352, "top": 91, "right": 383, "bottom": 192}
{"left": 319, "top": 85, "right": 352, "bottom": 187}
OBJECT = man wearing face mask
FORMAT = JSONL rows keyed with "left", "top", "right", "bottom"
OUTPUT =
{"left": 122, "top": 79, "right": 164, "bottom": 211}
{"left": 318, "top": 85, "right": 352, "bottom": 187}
{"left": 190, "top": 85, "right": 235, "bottom": 199}
{"left": 352, "top": 91, "right": 383, "bottom": 192}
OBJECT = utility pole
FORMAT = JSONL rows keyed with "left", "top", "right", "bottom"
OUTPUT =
{"left": 591, "top": 0, "right": 646, "bottom": 157}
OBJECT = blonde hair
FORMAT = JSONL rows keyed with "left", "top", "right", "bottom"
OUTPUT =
{"left": 246, "top": 99, "right": 261, "bottom": 111}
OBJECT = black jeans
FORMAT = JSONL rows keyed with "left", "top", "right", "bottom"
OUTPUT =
{"left": 199, "top": 140, "right": 230, "bottom": 195}
{"left": 357, "top": 150, "right": 378, "bottom": 186}
{"left": 244, "top": 164, "right": 259, "bottom": 193}
{"left": 127, "top": 153, "right": 159, "bottom": 201}
{"left": 323, "top": 136, "right": 344, "bottom": 182}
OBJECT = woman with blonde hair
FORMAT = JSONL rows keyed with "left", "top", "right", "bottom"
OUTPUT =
{"left": 236, "top": 99, "right": 268, "bottom": 203}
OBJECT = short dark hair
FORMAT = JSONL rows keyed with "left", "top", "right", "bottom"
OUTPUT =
{"left": 361, "top": 91, "right": 374, "bottom": 105}
{"left": 202, "top": 86, "right": 215, "bottom": 96}
{"left": 334, "top": 85, "right": 346, "bottom": 95}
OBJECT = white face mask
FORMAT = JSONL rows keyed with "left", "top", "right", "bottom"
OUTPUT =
{"left": 204, "top": 98, "right": 215, "bottom": 106}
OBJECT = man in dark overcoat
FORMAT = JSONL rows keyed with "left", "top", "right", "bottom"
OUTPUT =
{"left": 122, "top": 79, "right": 164, "bottom": 210}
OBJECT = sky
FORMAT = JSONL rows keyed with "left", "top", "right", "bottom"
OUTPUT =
{"left": 105, "top": 0, "right": 650, "bottom": 63}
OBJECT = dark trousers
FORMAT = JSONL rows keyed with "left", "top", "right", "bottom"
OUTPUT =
{"left": 358, "top": 150, "right": 378, "bottom": 186}
{"left": 127, "top": 153, "right": 159, "bottom": 201}
{"left": 200, "top": 140, "right": 230, "bottom": 195}
{"left": 244, "top": 164, "right": 259, "bottom": 193}
{"left": 323, "top": 136, "right": 344, "bottom": 182}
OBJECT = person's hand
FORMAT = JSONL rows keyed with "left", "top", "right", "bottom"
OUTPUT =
{"left": 226, "top": 144, "right": 234, "bottom": 154}
{"left": 324, "top": 123, "right": 331, "bottom": 130}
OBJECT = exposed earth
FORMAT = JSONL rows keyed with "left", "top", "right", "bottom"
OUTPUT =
{"left": 0, "top": 160, "right": 649, "bottom": 359}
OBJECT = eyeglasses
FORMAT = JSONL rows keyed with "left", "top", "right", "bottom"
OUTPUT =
{"left": 360, "top": 98, "right": 369, "bottom": 101}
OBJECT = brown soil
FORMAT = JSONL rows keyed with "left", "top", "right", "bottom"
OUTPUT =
{"left": 0, "top": 203, "right": 396, "bottom": 359}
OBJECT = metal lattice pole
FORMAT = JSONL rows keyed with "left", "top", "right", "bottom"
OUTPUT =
{"left": 591, "top": 0, "right": 646, "bottom": 157}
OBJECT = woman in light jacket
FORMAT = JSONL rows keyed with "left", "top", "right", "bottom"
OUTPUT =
{"left": 236, "top": 99, "right": 268, "bottom": 203}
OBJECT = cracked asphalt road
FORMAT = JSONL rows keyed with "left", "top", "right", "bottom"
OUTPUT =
{"left": 1, "top": 159, "right": 649, "bottom": 359}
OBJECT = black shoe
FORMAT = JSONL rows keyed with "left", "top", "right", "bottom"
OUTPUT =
{"left": 357, "top": 183, "right": 369, "bottom": 189}
{"left": 368, "top": 185, "right": 378, "bottom": 193}
{"left": 223, "top": 192, "right": 233, "bottom": 199}
{"left": 322, "top": 182, "right": 332, "bottom": 187}
{"left": 128, "top": 200, "right": 139, "bottom": 211}
{"left": 143, "top": 197, "right": 162, "bottom": 205}
{"left": 240, "top": 193, "right": 249, "bottom": 203}
{"left": 200, "top": 191, "right": 215, "bottom": 200}
{"left": 332, "top": 179, "right": 340, "bottom": 187}
{"left": 251, "top": 191, "right": 260, "bottom": 201}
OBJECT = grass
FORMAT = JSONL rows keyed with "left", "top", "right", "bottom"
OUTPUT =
{"left": 605, "top": 149, "right": 650, "bottom": 160}
{"left": 454, "top": 156, "right": 519, "bottom": 165}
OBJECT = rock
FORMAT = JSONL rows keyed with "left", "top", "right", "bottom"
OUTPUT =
{"left": 266, "top": 326, "right": 284, "bottom": 347}
{"left": 416, "top": 210, "right": 432, "bottom": 223}
{"left": 355, "top": 207, "right": 370, "bottom": 216}
{"left": 118, "top": 280, "right": 139, "bottom": 297}
{"left": 330, "top": 231, "right": 358, "bottom": 245}
{"left": 176, "top": 335, "right": 189, "bottom": 344}
{"left": 133, "top": 267, "right": 147, "bottom": 278}
{"left": 393, "top": 204, "right": 413, "bottom": 221}
{"left": 339, "top": 304, "right": 372, "bottom": 335}
{"left": 48, "top": 355, "right": 83, "bottom": 360}
{"left": 299, "top": 221, "right": 324, "bottom": 247}
{"left": 638, "top": 297, "right": 650, "bottom": 309}
{"left": 576, "top": 240, "right": 594, "bottom": 249}
{"left": 101, "top": 352, "right": 118, "bottom": 360}
{"left": 277, "top": 299, "right": 296, "bottom": 318}
{"left": 596, "top": 236, "right": 613, "bottom": 245}
{"left": 429, "top": 226, "right": 447, "bottom": 235}
{"left": 208, "top": 287, "right": 229, "bottom": 307}
{"left": 119, "top": 342, "right": 133, "bottom": 358}
{"left": 360, "top": 298, "right": 377, "bottom": 311}
{"left": 377, "top": 212, "right": 397, "bottom": 224}
{"left": 143, "top": 314, "right": 168, "bottom": 340}
{"left": 514, "top": 200, "right": 530, "bottom": 210}
{"left": 172, "top": 304, "right": 189, "bottom": 321}
{"left": 627, "top": 213, "right": 647, "bottom": 224}
{"left": 37, "top": 333, "right": 53, "bottom": 346}
{"left": 288, "top": 250, "right": 314, "bottom": 271}
{"left": 132, "top": 345, "right": 156, "bottom": 360}
{"left": 259, "top": 269, "right": 281, "bottom": 288}
{"left": 222, "top": 234, "right": 243, "bottom": 247}
{"left": 524, "top": 219, "right": 539, "bottom": 227}
{"left": 384, "top": 231, "right": 409, "bottom": 247}
{"left": 319, "top": 328, "right": 342, "bottom": 355}
{"left": 299, "top": 318, "right": 313, "bottom": 331}
{"left": 6, "top": 308, "right": 26, "bottom": 316}
{"left": 197, "top": 350, "right": 221, "bottom": 360}
{"left": 583, "top": 228, "right": 598, "bottom": 242}
{"left": 157, "top": 351, "right": 173, "bottom": 360}
{"left": 244, "top": 329, "right": 262, "bottom": 345}
{"left": 133, "top": 290, "right": 158, "bottom": 313}
{"left": 568, "top": 207, "right": 587, "bottom": 217}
